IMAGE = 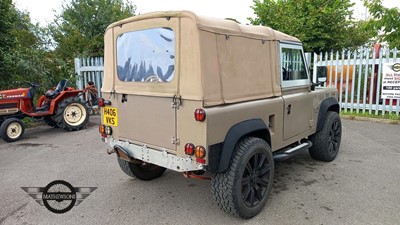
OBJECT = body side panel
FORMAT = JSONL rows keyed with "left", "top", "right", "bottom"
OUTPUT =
{"left": 205, "top": 97, "right": 284, "bottom": 151}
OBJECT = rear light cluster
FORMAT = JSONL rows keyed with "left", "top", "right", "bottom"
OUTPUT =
{"left": 194, "top": 108, "right": 206, "bottom": 122}
{"left": 99, "top": 98, "right": 112, "bottom": 138}
{"left": 185, "top": 143, "right": 206, "bottom": 164}
{"left": 99, "top": 124, "right": 112, "bottom": 137}
{"left": 98, "top": 98, "right": 111, "bottom": 107}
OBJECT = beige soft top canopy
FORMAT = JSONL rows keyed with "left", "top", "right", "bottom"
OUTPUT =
{"left": 104, "top": 11, "right": 302, "bottom": 106}
{"left": 107, "top": 11, "right": 300, "bottom": 42}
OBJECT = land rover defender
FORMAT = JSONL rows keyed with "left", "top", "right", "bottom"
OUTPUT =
{"left": 99, "top": 11, "right": 341, "bottom": 219}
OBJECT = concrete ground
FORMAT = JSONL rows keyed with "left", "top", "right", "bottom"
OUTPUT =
{"left": 0, "top": 117, "right": 399, "bottom": 225}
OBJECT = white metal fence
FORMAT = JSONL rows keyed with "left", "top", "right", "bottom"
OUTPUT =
{"left": 75, "top": 47, "right": 400, "bottom": 115}
{"left": 311, "top": 47, "right": 400, "bottom": 115}
{"left": 75, "top": 57, "right": 104, "bottom": 98}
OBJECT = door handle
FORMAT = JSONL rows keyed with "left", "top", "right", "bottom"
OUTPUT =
{"left": 287, "top": 104, "right": 291, "bottom": 114}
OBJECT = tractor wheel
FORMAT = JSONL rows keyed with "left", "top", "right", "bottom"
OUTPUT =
{"left": 53, "top": 97, "right": 89, "bottom": 131}
{"left": 0, "top": 118, "right": 25, "bottom": 142}
{"left": 43, "top": 116, "right": 59, "bottom": 128}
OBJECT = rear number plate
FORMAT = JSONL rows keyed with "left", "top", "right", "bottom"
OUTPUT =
{"left": 103, "top": 107, "right": 118, "bottom": 126}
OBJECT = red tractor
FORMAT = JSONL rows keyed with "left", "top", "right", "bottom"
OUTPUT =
{"left": 0, "top": 79, "right": 89, "bottom": 142}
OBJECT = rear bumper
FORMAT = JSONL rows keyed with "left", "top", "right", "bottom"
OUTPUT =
{"left": 105, "top": 137, "right": 204, "bottom": 172}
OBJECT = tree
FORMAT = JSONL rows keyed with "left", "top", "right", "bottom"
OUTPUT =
{"left": 363, "top": 0, "right": 400, "bottom": 49}
{"left": 0, "top": 0, "right": 50, "bottom": 89}
{"left": 250, "top": 0, "right": 372, "bottom": 53}
{"left": 51, "top": 0, "right": 136, "bottom": 59}
{"left": 0, "top": 0, "right": 18, "bottom": 86}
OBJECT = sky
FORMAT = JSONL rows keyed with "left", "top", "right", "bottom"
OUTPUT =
{"left": 13, "top": 0, "right": 255, "bottom": 25}
{"left": 14, "top": 0, "right": 400, "bottom": 26}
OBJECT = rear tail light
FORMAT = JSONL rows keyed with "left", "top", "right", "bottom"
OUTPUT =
{"left": 98, "top": 98, "right": 105, "bottom": 107}
{"left": 98, "top": 98, "right": 111, "bottom": 107}
{"left": 99, "top": 124, "right": 105, "bottom": 133}
{"left": 195, "top": 146, "right": 206, "bottom": 158}
{"left": 185, "top": 143, "right": 195, "bottom": 155}
{"left": 99, "top": 124, "right": 112, "bottom": 136}
{"left": 194, "top": 109, "right": 206, "bottom": 122}
{"left": 99, "top": 124, "right": 107, "bottom": 137}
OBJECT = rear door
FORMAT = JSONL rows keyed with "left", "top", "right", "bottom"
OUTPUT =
{"left": 111, "top": 18, "right": 180, "bottom": 151}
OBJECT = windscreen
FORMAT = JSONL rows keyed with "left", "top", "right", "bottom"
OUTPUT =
{"left": 116, "top": 27, "right": 175, "bottom": 83}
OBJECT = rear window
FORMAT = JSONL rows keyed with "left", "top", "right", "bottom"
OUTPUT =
{"left": 116, "top": 27, "right": 175, "bottom": 82}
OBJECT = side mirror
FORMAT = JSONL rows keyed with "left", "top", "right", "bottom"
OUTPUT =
{"left": 316, "top": 66, "right": 327, "bottom": 84}
{"left": 318, "top": 77, "right": 327, "bottom": 83}
{"left": 311, "top": 66, "right": 327, "bottom": 91}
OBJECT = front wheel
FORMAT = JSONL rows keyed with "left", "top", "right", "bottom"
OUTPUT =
{"left": 117, "top": 157, "right": 166, "bottom": 181}
{"left": 0, "top": 118, "right": 25, "bottom": 142}
{"left": 211, "top": 137, "right": 274, "bottom": 219}
{"left": 309, "top": 111, "right": 342, "bottom": 161}
{"left": 53, "top": 97, "right": 89, "bottom": 131}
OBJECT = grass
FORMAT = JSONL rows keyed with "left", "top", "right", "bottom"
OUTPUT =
{"left": 341, "top": 110, "right": 400, "bottom": 124}
{"left": 22, "top": 117, "right": 45, "bottom": 128}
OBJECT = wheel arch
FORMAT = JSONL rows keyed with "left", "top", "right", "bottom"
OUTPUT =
{"left": 316, "top": 97, "right": 340, "bottom": 132}
{"left": 213, "top": 119, "right": 271, "bottom": 173}
{"left": 50, "top": 91, "right": 84, "bottom": 114}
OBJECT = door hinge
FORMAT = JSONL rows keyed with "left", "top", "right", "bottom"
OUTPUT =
{"left": 109, "top": 89, "right": 116, "bottom": 99}
{"left": 171, "top": 136, "right": 180, "bottom": 145}
{"left": 171, "top": 95, "right": 182, "bottom": 109}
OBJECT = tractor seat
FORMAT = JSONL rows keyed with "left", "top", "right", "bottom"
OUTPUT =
{"left": 44, "top": 90, "right": 59, "bottom": 99}
{"left": 45, "top": 79, "right": 68, "bottom": 99}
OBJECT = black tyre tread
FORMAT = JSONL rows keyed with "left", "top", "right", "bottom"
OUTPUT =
{"left": 211, "top": 137, "right": 273, "bottom": 219}
{"left": 309, "top": 111, "right": 341, "bottom": 161}
{"left": 117, "top": 157, "right": 166, "bottom": 181}
{"left": 0, "top": 118, "right": 25, "bottom": 142}
{"left": 43, "top": 116, "right": 59, "bottom": 128}
{"left": 117, "top": 157, "right": 135, "bottom": 178}
{"left": 52, "top": 96, "right": 89, "bottom": 131}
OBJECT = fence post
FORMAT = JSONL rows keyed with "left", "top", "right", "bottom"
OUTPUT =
{"left": 312, "top": 53, "right": 318, "bottom": 83}
{"left": 74, "top": 58, "right": 82, "bottom": 90}
{"left": 375, "top": 48, "right": 383, "bottom": 115}
{"left": 392, "top": 48, "right": 399, "bottom": 115}
{"left": 344, "top": 50, "right": 351, "bottom": 112}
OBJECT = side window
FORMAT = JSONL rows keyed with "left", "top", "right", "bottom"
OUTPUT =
{"left": 280, "top": 44, "right": 309, "bottom": 87}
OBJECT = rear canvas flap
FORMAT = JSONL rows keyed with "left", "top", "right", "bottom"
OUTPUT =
{"left": 102, "top": 28, "right": 114, "bottom": 93}
{"left": 112, "top": 17, "right": 180, "bottom": 97}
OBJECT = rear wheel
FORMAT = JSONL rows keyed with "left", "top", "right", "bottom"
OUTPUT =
{"left": 211, "top": 137, "right": 274, "bottom": 219}
{"left": 43, "top": 116, "right": 59, "bottom": 128}
{"left": 117, "top": 157, "right": 166, "bottom": 181}
{"left": 0, "top": 118, "right": 25, "bottom": 142}
{"left": 53, "top": 97, "right": 89, "bottom": 131}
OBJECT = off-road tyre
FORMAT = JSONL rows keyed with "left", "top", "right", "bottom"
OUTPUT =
{"left": 0, "top": 118, "right": 25, "bottom": 142}
{"left": 309, "top": 111, "right": 342, "bottom": 162}
{"left": 211, "top": 137, "right": 274, "bottom": 219}
{"left": 117, "top": 157, "right": 166, "bottom": 181}
{"left": 53, "top": 97, "right": 89, "bottom": 131}
{"left": 43, "top": 116, "right": 59, "bottom": 128}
